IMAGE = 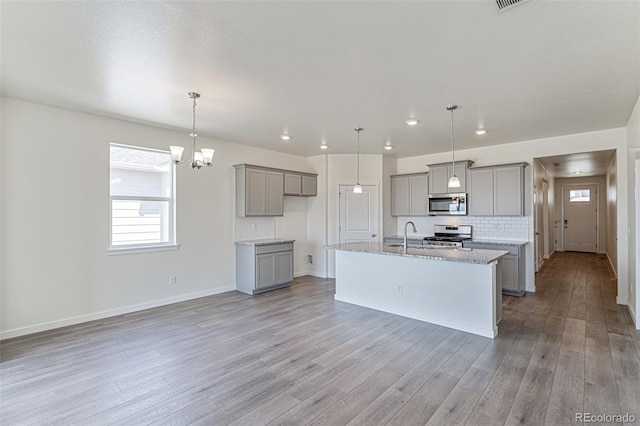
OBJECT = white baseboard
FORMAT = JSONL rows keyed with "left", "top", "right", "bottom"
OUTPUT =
{"left": 294, "top": 270, "right": 328, "bottom": 279}
{"left": 629, "top": 304, "right": 637, "bottom": 329}
{"left": 606, "top": 252, "right": 618, "bottom": 278}
{"left": 0, "top": 286, "right": 236, "bottom": 341}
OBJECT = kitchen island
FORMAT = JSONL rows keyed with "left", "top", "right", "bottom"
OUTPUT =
{"left": 327, "top": 242, "right": 509, "bottom": 338}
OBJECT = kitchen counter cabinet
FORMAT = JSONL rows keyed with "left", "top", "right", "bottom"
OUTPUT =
{"left": 235, "top": 241, "right": 294, "bottom": 294}
{"left": 328, "top": 242, "right": 506, "bottom": 338}
{"left": 463, "top": 241, "right": 526, "bottom": 296}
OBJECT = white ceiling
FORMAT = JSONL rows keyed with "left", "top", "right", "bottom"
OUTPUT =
{"left": 1, "top": 1, "right": 638, "bottom": 158}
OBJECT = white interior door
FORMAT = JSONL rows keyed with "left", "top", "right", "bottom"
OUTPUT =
{"left": 339, "top": 185, "right": 379, "bottom": 243}
{"left": 563, "top": 184, "right": 598, "bottom": 252}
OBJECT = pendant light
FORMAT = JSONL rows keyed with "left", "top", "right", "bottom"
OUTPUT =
{"left": 447, "top": 105, "right": 461, "bottom": 189}
{"left": 353, "top": 127, "right": 363, "bottom": 193}
{"left": 170, "top": 92, "right": 215, "bottom": 169}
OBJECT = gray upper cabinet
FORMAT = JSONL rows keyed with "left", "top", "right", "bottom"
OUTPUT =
{"left": 282, "top": 172, "right": 317, "bottom": 196}
{"left": 468, "top": 168, "right": 494, "bottom": 216}
{"left": 468, "top": 163, "right": 527, "bottom": 216}
{"left": 235, "top": 165, "right": 283, "bottom": 217}
{"left": 236, "top": 164, "right": 317, "bottom": 217}
{"left": 428, "top": 161, "right": 472, "bottom": 194}
{"left": 494, "top": 165, "right": 524, "bottom": 216}
{"left": 265, "top": 170, "right": 284, "bottom": 216}
{"left": 284, "top": 173, "right": 302, "bottom": 195}
{"left": 301, "top": 175, "right": 317, "bottom": 196}
{"left": 391, "top": 173, "right": 428, "bottom": 216}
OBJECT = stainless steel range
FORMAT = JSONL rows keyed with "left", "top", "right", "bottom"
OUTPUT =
{"left": 423, "top": 225, "right": 472, "bottom": 247}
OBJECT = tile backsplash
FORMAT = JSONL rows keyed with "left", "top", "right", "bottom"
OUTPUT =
{"left": 394, "top": 215, "right": 529, "bottom": 241}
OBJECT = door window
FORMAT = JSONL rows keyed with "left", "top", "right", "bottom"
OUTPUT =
{"left": 569, "top": 189, "right": 590, "bottom": 202}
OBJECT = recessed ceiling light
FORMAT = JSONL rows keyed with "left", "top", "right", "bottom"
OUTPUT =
{"left": 384, "top": 145, "right": 393, "bottom": 150}
{"left": 574, "top": 171, "right": 582, "bottom": 175}
{"left": 280, "top": 134, "right": 291, "bottom": 141}
{"left": 475, "top": 129, "right": 487, "bottom": 135}
{"left": 405, "top": 119, "right": 420, "bottom": 126}
{"left": 320, "top": 144, "right": 329, "bottom": 150}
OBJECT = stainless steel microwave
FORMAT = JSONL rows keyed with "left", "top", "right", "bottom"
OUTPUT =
{"left": 428, "top": 193, "right": 467, "bottom": 215}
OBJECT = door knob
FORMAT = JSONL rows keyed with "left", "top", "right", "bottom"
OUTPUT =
{"left": 371, "top": 234, "right": 377, "bottom": 237}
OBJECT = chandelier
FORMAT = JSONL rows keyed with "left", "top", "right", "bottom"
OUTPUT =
{"left": 170, "top": 92, "right": 215, "bottom": 169}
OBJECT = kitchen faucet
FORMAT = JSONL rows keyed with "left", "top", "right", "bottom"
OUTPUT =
{"left": 404, "top": 221, "right": 417, "bottom": 254}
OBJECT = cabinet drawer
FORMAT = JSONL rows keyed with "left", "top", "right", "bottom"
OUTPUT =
{"left": 255, "top": 243, "right": 294, "bottom": 254}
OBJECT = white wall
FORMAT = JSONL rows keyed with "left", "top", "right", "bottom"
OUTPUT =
{"left": 305, "top": 155, "right": 329, "bottom": 278}
{"left": 627, "top": 94, "right": 640, "bottom": 326}
{"left": 554, "top": 175, "right": 608, "bottom": 254}
{"left": 532, "top": 159, "right": 555, "bottom": 260}
{"left": 397, "top": 128, "right": 629, "bottom": 301}
{"left": 607, "top": 154, "right": 618, "bottom": 275}
{"left": 0, "top": 97, "right": 314, "bottom": 338}
{"left": 382, "top": 156, "right": 398, "bottom": 238}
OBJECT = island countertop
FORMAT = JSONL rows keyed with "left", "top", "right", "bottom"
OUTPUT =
{"left": 326, "top": 242, "right": 509, "bottom": 265}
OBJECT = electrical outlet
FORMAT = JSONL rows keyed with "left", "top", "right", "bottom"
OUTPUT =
{"left": 169, "top": 275, "right": 176, "bottom": 285}
{"left": 396, "top": 284, "right": 403, "bottom": 294}
{"left": 307, "top": 254, "right": 313, "bottom": 264}
{"left": 251, "top": 223, "right": 257, "bottom": 231}
{"left": 499, "top": 224, "right": 506, "bottom": 231}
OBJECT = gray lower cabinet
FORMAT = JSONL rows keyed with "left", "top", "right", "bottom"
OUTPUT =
{"left": 236, "top": 242, "right": 294, "bottom": 294}
{"left": 462, "top": 242, "right": 526, "bottom": 296}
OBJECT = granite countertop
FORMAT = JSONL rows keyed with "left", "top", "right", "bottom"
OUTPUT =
{"left": 467, "top": 239, "right": 528, "bottom": 246}
{"left": 383, "top": 235, "right": 431, "bottom": 241}
{"left": 235, "top": 239, "right": 295, "bottom": 246}
{"left": 326, "top": 242, "right": 509, "bottom": 265}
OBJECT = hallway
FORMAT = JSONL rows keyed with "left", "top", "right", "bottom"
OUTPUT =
{"left": 493, "top": 251, "right": 640, "bottom": 424}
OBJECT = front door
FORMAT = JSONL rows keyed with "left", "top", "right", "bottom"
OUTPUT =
{"left": 339, "top": 185, "right": 379, "bottom": 244}
{"left": 563, "top": 184, "right": 598, "bottom": 252}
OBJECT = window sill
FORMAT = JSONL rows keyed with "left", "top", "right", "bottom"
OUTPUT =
{"left": 108, "top": 244, "right": 180, "bottom": 256}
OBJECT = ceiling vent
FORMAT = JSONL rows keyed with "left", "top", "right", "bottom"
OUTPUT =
{"left": 496, "top": 0, "right": 531, "bottom": 12}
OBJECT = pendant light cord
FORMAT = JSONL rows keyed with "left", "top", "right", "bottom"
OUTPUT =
{"left": 191, "top": 95, "right": 197, "bottom": 163}
{"left": 450, "top": 108, "right": 455, "bottom": 170}
{"left": 357, "top": 129, "right": 360, "bottom": 184}
{"left": 355, "top": 127, "right": 363, "bottom": 185}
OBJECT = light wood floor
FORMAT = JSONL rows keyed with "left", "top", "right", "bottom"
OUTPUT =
{"left": 1, "top": 252, "right": 639, "bottom": 425}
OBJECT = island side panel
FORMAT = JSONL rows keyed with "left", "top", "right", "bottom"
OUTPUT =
{"left": 334, "top": 250, "right": 498, "bottom": 338}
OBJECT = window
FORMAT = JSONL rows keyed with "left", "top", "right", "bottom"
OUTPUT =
{"left": 569, "top": 189, "right": 590, "bottom": 202}
{"left": 109, "top": 144, "right": 176, "bottom": 252}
